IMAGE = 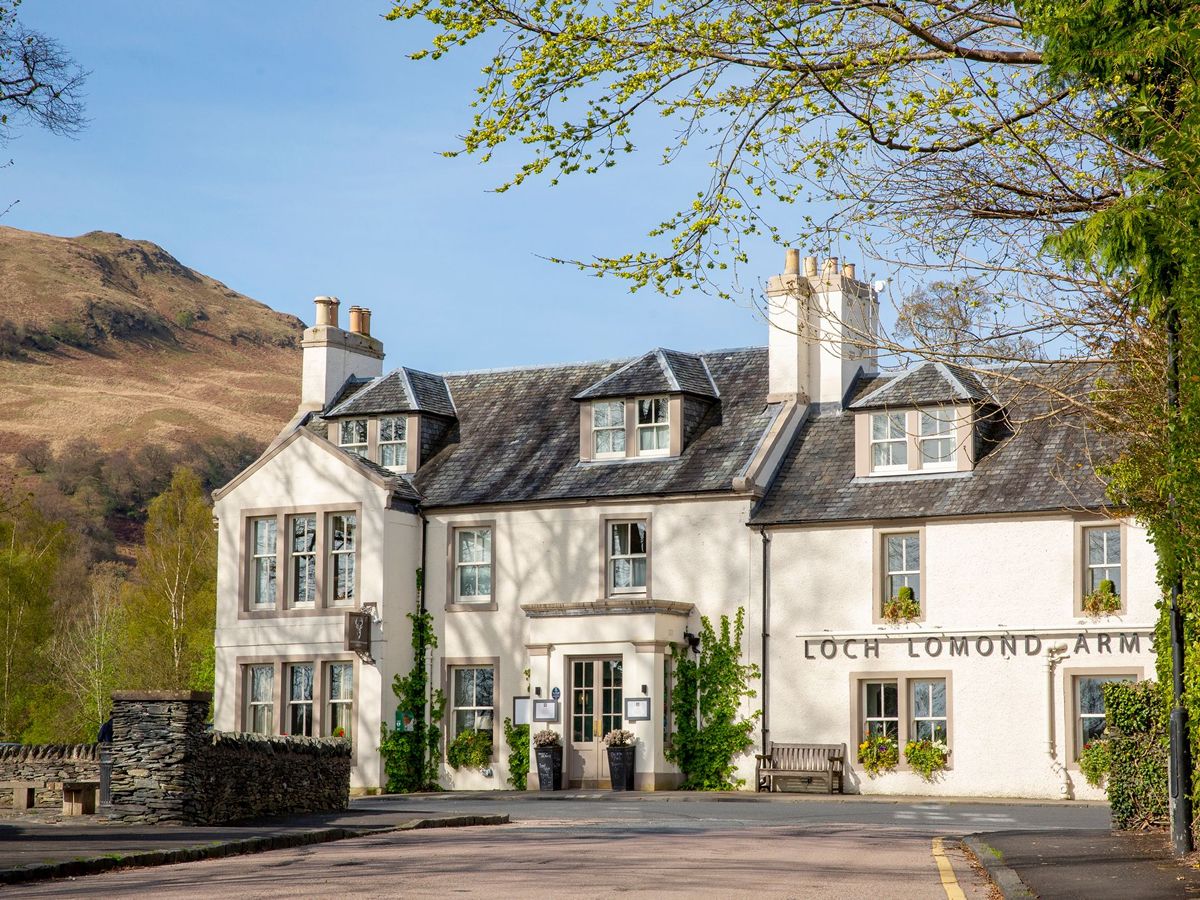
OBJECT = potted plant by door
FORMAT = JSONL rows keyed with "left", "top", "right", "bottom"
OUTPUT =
{"left": 533, "top": 729, "right": 563, "bottom": 791}
{"left": 603, "top": 729, "right": 637, "bottom": 791}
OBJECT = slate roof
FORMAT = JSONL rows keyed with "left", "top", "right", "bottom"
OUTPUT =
{"left": 325, "top": 367, "right": 456, "bottom": 418}
{"left": 848, "top": 361, "right": 991, "bottom": 410}
{"left": 752, "top": 366, "right": 1111, "bottom": 525}
{"left": 326, "top": 437, "right": 423, "bottom": 505}
{"left": 408, "top": 348, "right": 766, "bottom": 507}
{"left": 573, "top": 348, "right": 719, "bottom": 401}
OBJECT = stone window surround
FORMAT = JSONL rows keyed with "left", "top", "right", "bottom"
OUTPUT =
{"left": 599, "top": 512, "right": 654, "bottom": 600}
{"left": 327, "top": 413, "right": 421, "bottom": 475}
{"left": 578, "top": 396, "right": 684, "bottom": 462}
{"left": 1073, "top": 519, "right": 1130, "bottom": 617}
{"left": 234, "top": 653, "right": 361, "bottom": 756}
{"left": 848, "top": 670, "right": 954, "bottom": 772}
{"left": 238, "top": 503, "right": 363, "bottom": 620}
{"left": 853, "top": 405, "right": 975, "bottom": 478}
{"left": 871, "top": 524, "right": 928, "bottom": 625}
{"left": 442, "top": 656, "right": 501, "bottom": 762}
{"left": 1062, "top": 665, "right": 1143, "bottom": 767}
{"left": 445, "top": 519, "right": 498, "bottom": 612}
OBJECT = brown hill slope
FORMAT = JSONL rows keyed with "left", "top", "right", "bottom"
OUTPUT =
{"left": 0, "top": 226, "right": 302, "bottom": 456}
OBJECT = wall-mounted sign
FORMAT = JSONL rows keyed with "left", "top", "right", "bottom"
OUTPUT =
{"left": 532, "top": 700, "right": 560, "bottom": 723}
{"left": 345, "top": 611, "right": 372, "bottom": 654}
{"left": 395, "top": 709, "right": 417, "bottom": 732}
{"left": 512, "top": 696, "right": 531, "bottom": 727}
{"left": 624, "top": 697, "right": 651, "bottom": 721}
{"left": 551, "top": 687, "right": 561, "bottom": 701}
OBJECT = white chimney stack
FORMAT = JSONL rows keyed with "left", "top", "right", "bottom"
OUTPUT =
{"left": 766, "top": 251, "right": 878, "bottom": 406}
{"left": 299, "top": 296, "right": 384, "bottom": 412}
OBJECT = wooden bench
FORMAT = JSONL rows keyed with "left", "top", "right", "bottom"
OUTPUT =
{"left": 1, "top": 780, "right": 41, "bottom": 811}
{"left": 62, "top": 781, "right": 99, "bottom": 816}
{"left": 755, "top": 742, "right": 845, "bottom": 794}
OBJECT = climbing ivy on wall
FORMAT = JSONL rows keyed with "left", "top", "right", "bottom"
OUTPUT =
{"left": 379, "top": 568, "right": 445, "bottom": 792}
{"left": 666, "top": 608, "right": 761, "bottom": 790}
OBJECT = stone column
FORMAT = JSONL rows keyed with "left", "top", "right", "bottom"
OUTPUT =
{"left": 107, "top": 690, "right": 211, "bottom": 824}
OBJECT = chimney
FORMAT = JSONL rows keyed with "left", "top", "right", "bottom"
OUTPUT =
{"left": 766, "top": 250, "right": 878, "bottom": 406}
{"left": 299, "top": 296, "right": 384, "bottom": 412}
{"left": 360, "top": 308, "right": 372, "bottom": 337}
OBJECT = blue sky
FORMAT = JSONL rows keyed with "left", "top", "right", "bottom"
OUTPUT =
{"left": 7, "top": 2, "right": 853, "bottom": 372}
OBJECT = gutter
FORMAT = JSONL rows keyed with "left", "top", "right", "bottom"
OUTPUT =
{"left": 759, "top": 527, "right": 772, "bottom": 756}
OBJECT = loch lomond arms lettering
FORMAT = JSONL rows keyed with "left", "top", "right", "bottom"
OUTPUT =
{"left": 802, "top": 630, "right": 1152, "bottom": 661}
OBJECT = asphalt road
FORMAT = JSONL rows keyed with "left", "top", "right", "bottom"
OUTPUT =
{"left": 5, "top": 793, "right": 1110, "bottom": 898}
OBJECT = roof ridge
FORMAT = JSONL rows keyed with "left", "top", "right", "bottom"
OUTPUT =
{"left": 655, "top": 348, "right": 682, "bottom": 392}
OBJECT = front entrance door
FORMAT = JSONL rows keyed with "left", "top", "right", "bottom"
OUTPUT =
{"left": 568, "top": 657, "right": 623, "bottom": 788}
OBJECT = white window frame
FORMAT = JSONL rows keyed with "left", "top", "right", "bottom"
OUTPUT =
{"left": 1084, "top": 526, "right": 1122, "bottom": 595}
{"left": 245, "top": 664, "right": 274, "bottom": 735}
{"left": 884, "top": 532, "right": 921, "bottom": 603}
{"left": 592, "top": 400, "right": 626, "bottom": 459}
{"left": 326, "top": 662, "right": 354, "bottom": 739}
{"left": 863, "top": 680, "right": 899, "bottom": 740}
{"left": 910, "top": 678, "right": 948, "bottom": 742}
{"left": 454, "top": 527, "right": 493, "bottom": 603}
{"left": 918, "top": 408, "right": 956, "bottom": 470}
{"left": 608, "top": 520, "right": 648, "bottom": 595}
{"left": 378, "top": 416, "right": 408, "bottom": 468}
{"left": 327, "top": 513, "right": 356, "bottom": 607}
{"left": 870, "top": 412, "right": 908, "bottom": 473}
{"left": 635, "top": 396, "right": 670, "bottom": 457}
{"left": 287, "top": 662, "right": 314, "bottom": 737}
{"left": 289, "top": 514, "right": 317, "bottom": 609}
{"left": 337, "top": 419, "right": 368, "bottom": 457}
{"left": 450, "top": 665, "right": 496, "bottom": 743}
{"left": 249, "top": 517, "right": 277, "bottom": 609}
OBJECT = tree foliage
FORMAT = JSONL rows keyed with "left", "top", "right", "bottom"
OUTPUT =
{"left": 120, "top": 467, "right": 217, "bottom": 692}
{"left": 666, "top": 608, "right": 760, "bottom": 790}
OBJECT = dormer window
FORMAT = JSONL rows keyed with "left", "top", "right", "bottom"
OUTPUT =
{"left": 338, "top": 419, "right": 368, "bottom": 457}
{"left": 593, "top": 401, "right": 626, "bottom": 458}
{"left": 379, "top": 416, "right": 408, "bottom": 468}
{"left": 870, "top": 413, "right": 907, "bottom": 472}
{"left": 636, "top": 397, "right": 670, "bottom": 456}
{"left": 919, "top": 409, "right": 955, "bottom": 468}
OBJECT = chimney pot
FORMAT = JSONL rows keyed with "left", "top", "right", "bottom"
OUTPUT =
{"left": 784, "top": 248, "right": 800, "bottom": 275}
{"left": 843, "top": 262, "right": 856, "bottom": 279}
{"left": 822, "top": 257, "right": 839, "bottom": 276}
{"left": 348, "top": 306, "right": 364, "bottom": 334}
{"left": 360, "top": 309, "right": 372, "bottom": 337}
{"left": 313, "top": 296, "right": 334, "bottom": 327}
{"left": 803, "top": 256, "right": 818, "bottom": 277}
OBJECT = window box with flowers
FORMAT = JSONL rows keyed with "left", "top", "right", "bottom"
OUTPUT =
{"left": 1082, "top": 579, "right": 1121, "bottom": 617}
{"left": 603, "top": 729, "right": 637, "bottom": 791}
{"left": 882, "top": 586, "right": 920, "bottom": 624}
{"left": 904, "top": 739, "right": 950, "bottom": 781}
{"left": 533, "top": 729, "right": 563, "bottom": 791}
{"left": 857, "top": 733, "right": 900, "bottom": 776}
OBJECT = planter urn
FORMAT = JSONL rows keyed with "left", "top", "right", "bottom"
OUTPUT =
{"left": 536, "top": 745, "right": 563, "bottom": 791}
{"left": 607, "top": 745, "right": 636, "bottom": 791}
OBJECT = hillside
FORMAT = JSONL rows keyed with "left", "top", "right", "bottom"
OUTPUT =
{"left": 0, "top": 226, "right": 303, "bottom": 458}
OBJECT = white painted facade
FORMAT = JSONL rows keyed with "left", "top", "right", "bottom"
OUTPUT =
{"left": 211, "top": 254, "right": 1157, "bottom": 798}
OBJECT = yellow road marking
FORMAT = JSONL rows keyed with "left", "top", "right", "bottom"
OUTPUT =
{"left": 932, "top": 837, "right": 967, "bottom": 900}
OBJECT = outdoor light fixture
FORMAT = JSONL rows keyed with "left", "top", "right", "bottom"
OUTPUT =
{"left": 534, "top": 687, "right": 542, "bottom": 697}
{"left": 683, "top": 631, "right": 701, "bottom": 654}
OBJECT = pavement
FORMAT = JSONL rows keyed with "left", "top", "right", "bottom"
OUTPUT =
{"left": 2, "top": 791, "right": 1197, "bottom": 897}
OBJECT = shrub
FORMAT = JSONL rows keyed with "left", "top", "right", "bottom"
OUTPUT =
{"left": 882, "top": 586, "right": 920, "bottom": 623}
{"left": 1082, "top": 580, "right": 1121, "bottom": 616}
{"left": 857, "top": 733, "right": 899, "bottom": 776}
{"left": 174, "top": 309, "right": 197, "bottom": 329}
{"left": 1079, "top": 739, "right": 1111, "bottom": 788}
{"left": 1102, "top": 680, "right": 1168, "bottom": 829}
{"left": 504, "top": 717, "right": 529, "bottom": 789}
{"left": 447, "top": 729, "right": 493, "bottom": 770}
{"left": 904, "top": 739, "right": 950, "bottom": 781}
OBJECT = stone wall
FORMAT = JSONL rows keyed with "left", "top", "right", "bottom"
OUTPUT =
{"left": 0, "top": 744, "right": 99, "bottom": 809}
{"left": 108, "top": 691, "right": 351, "bottom": 825}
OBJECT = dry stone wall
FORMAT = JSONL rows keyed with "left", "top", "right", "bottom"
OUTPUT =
{"left": 0, "top": 744, "right": 99, "bottom": 809}
{"left": 107, "top": 691, "right": 350, "bottom": 825}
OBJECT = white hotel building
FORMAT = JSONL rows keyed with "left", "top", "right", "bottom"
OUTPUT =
{"left": 211, "top": 253, "right": 1157, "bottom": 798}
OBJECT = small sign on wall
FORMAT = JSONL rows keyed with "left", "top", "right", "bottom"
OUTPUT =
{"left": 625, "top": 697, "right": 651, "bottom": 721}
{"left": 532, "top": 700, "right": 560, "bottom": 723}
{"left": 512, "top": 696, "right": 532, "bottom": 726}
{"left": 345, "top": 611, "right": 371, "bottom": 654}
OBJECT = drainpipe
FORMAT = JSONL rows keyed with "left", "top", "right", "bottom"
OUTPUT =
{"left": 759, "top": 527, "right": 772, "bottom": 755}
{"left": 1045, "top": 643, "right": 1073, "bottom": 799}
